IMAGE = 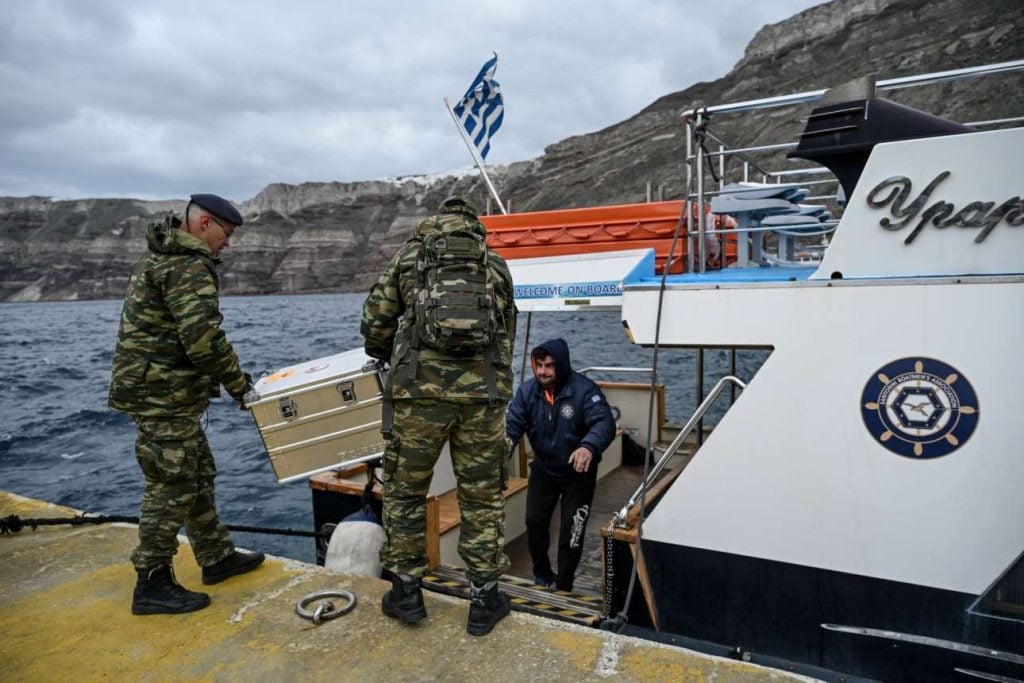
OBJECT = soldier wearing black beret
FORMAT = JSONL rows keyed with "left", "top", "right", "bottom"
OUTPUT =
{"left": 109, "top": 193, "right": 265, "bottom": 615}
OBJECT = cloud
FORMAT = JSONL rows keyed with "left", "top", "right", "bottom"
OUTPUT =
{"left": 0, "top": 0, "right": 825, "bottom": 201}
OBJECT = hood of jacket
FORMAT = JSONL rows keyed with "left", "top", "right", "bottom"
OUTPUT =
{"left": 146, "top": 214, "right": 215, "bottom": 260}
{"left": 534, "top": 338, "right": 572, "bottom": 394}
{"left": 413, "top": 211, "right": 488, "bottom": 240}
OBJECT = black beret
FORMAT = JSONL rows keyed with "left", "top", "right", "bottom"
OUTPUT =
{"left": 190, "top": 193, "right": 243, "bottom": 226}
{"left": 437, "top": 195, "right": 478, "bottom": 218}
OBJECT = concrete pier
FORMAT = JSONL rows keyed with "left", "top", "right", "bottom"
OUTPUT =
{"left": 0, "top": 491, "right": 809, "bottom": 681}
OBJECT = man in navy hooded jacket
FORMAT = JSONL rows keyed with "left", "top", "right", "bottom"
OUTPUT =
{"left": 506, "top": 338, "right": 616, "bottom": 591}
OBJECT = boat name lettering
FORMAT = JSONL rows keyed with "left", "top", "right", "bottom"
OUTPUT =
{"left": 514, "top": 281, "right": 622, "bottom": 299}
{"left": 866, "top": 171, "right": 1024, "bottom": 244}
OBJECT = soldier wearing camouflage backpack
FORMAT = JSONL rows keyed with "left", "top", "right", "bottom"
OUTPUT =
{"left": 361, "top": 195, "right": 517, "bottom": 636}
{"left": 108, "top": 193, "right": 264, "bottom": 616}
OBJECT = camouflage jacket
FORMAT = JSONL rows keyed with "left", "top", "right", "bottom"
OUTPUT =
{"left": 361, "top": 212, "right": 516, "bottom": 401}
{"left": 108, "top": 215, "right": 249, "bottom": 417}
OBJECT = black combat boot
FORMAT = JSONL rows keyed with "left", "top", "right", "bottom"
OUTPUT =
{"left": 467, "top": 580, "right": 510, "bottom": 636}
{"left": 381, "top": 573, "right": 427, "bottom": 624}
{"left": 132, "top": 565, "right": 211, "bottom": 615}
{"left": 202, "top": 550, "right": 266, "bottom": 585}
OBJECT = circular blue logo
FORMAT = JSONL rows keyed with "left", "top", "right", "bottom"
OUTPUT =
{"left": 861, "top": 357, "right": 979, "bottom": 459}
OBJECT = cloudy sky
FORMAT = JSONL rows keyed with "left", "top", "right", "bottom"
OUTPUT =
{"left": 1, "top": 0, "right": 825, "bottom": 202}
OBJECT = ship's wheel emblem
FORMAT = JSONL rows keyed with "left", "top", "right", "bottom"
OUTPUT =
{"left": 861, "top": 357, "right": 979, "bottom": 458}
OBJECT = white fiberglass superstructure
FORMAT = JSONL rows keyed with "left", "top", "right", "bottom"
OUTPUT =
{"left": 614, "top": 62, "right": 1024, "bottom": 681}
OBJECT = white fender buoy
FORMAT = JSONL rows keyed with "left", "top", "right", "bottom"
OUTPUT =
{"left": 324, "top": 506, "right": 385, "bottom": 577}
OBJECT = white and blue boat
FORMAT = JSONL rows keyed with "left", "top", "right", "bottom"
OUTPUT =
{"left": 606, "top": 60, "right": 1024, "bottom": 681}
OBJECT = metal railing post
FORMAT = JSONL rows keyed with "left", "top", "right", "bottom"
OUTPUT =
{"left": 696, "top": 112, "right": 706, "bottom": 274}
{"left": 685, "top": 118, "right": 695, "bottom": 274}
{"left": 696, "top": 349, "right": 705, "bottom": 446}
{"left": 518, "top": 312, "right": 532, "bottom": 383}
{"left": 729, "top": 349, "right": 737, "bottom": 404}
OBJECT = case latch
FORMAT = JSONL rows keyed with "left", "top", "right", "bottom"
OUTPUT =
{"left": 337, "top": 381, "right": 356, "bottom": 403}
{"left": 278, "top": 397, "right": 298, "bottom": 420}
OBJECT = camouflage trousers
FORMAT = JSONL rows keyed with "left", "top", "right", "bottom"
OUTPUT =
{"left": 380, "top": 399, "right": 510, "bottom": 584}
{"left": 130, "top": 415, "right": 235, "bottom": 571}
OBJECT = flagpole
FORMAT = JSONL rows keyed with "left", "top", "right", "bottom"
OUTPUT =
{"left": 444, "top": 96, "right": 508, "bottom": 215}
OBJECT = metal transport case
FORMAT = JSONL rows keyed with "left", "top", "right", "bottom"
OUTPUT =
{"left": 246, "top": 349, "right": 387, "bottom": 483}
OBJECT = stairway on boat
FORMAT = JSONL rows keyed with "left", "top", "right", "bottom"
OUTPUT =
{"left": 423, "top": 434, "right": 697, "bottom": 628}
{"left": 308, "top": 379, "right": 704, "bottom": 626}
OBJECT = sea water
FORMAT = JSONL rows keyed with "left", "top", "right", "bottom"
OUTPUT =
{"left": 0, "top": 294, "right": 765, "bottom": 562}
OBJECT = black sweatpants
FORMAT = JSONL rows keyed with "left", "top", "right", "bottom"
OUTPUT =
{"left": 525, "top": 464, "right": 597, "bottom": 591}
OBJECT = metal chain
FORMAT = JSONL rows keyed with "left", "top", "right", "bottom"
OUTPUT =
{"left": 602, "top": 530, "right": 615, "bottom": 619}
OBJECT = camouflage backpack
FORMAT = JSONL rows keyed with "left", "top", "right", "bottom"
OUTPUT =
{"left": 412, "top": 228, "right": 498, "bottom": 355}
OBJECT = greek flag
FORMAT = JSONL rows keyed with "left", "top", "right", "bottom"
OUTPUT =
{"left": 453, "top": 54, "right": 504, "bottom": 159}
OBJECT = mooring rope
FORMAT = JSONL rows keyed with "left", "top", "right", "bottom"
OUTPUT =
{"left": 0, "top": 513, "right": 330, "bottom": 539}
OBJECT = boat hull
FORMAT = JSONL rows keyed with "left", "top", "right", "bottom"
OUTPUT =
{"left": 615, "top": 538, "right": 1024, "bottom": 681}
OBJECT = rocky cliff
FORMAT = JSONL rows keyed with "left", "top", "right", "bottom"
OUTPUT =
{"left": 2, "top": 0, "right": 1020, "bottom": 302}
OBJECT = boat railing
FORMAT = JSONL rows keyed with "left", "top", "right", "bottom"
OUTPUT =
{"left": 613, "top": 374, "right": 746, "bottom": 527}
{"left": 682, "top": 59, "right": 1024, "bottom": 273}
{"left": 578, "top": 366, "right": 654, "bottom": 377}
{"left": 706, "top": 220, "right": 838, "bottom": 237}
{"left": 682, "top": 60, "right": 1024, "bottom": 119}
{"left": 687, "top": 131, "right": 842, "bottom": 270}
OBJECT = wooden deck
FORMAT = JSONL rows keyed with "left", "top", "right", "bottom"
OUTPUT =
{"left": 310, "top": 438, "right": 696, "bottom": 598}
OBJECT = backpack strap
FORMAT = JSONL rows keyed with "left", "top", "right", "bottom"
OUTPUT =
{"left": 484, "top": 340, "right": 498, "bottom": 402}
{"left": 482, "top": 252, "right": 500, "bottom": 403}
{"left": 380, "top": 384, "right": 395, "bottom": 437}
{"left": 407, "top": 237, "right": 428, "bottom": 381}
{"left": 381, "top": 237, "right": 425, "bottom": 438}
{"left": 379, "top": 355, "right": 396, "bottom": 437}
